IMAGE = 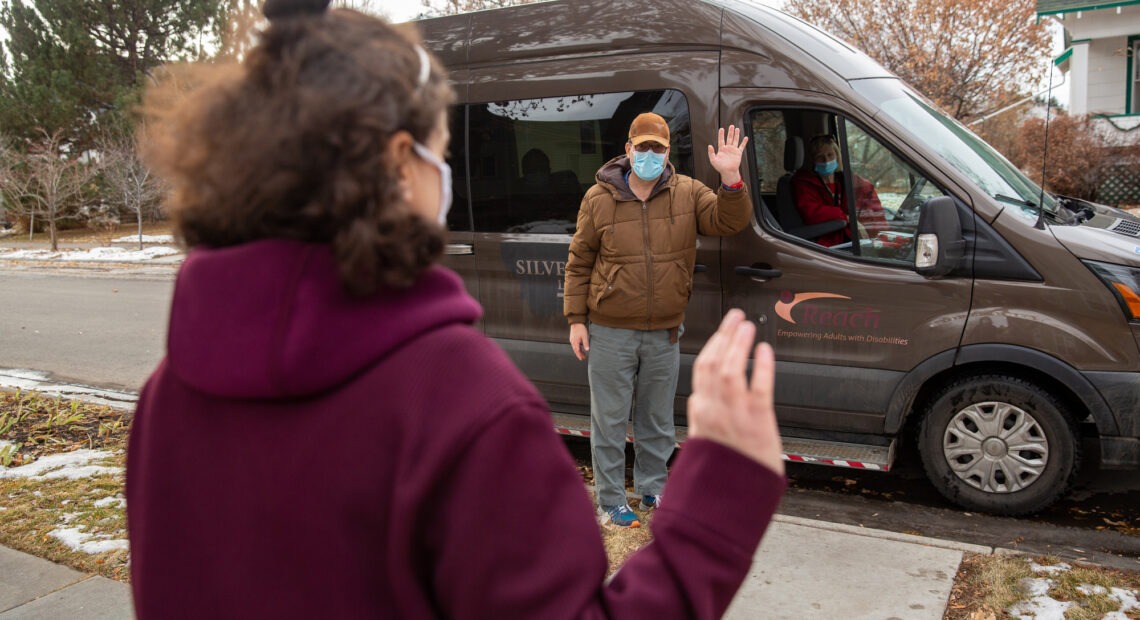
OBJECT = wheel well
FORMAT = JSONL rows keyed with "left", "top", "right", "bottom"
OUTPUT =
{"left": 897, "top": 361, "right": 1096, "bottom": 463}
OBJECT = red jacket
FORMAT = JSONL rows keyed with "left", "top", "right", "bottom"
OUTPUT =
{"left": 127, "top": 239, "right": 786, "bottom": 620}
{"left": 791, "top": 170, "right": 888, "bottom": 247}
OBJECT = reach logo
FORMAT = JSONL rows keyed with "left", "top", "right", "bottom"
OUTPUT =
{"left": 774, "top": 290, "right": 882, "bottom": 330}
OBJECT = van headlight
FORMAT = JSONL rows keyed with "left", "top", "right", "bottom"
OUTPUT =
{"left": 1084, "top": 260, "right": 1140, "bottom": 322}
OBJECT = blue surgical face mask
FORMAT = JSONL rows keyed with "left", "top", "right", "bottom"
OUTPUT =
{"left": 815, "top": 160, "right": 839, "bottom": 176}
{"left": 412, "top": 142, "right": 453, "bottom": 226}
{"left": 631, "top": 150, "right": 667, "bottom": 181}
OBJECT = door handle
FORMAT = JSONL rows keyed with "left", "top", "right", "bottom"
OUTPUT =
{"left": 445, "top": 244, "right": 473, "bottom": 256}
{"left": 734, "top": 265, "right": 783, "bottom": 280}
{"left": 693, "top": 263, "right": 708, "bottom": 274}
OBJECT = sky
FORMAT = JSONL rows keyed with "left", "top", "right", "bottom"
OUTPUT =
{"left": 377, "top": 0, "right": 428, "bottom": 21}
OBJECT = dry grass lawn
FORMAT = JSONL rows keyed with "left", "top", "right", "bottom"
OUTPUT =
{"left": 0, "top": 390, "right": 131, "bottom": 581}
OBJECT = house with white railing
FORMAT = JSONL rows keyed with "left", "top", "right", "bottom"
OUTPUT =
{"left": 1037, "top": 0, "right": 1140, "bottom": 205}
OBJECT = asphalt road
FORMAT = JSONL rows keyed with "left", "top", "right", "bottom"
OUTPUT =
{"left": 3, "top": 262, "right": 1138, "bottom": 570}
{"left": 0, "top": 267, "right": 174, "bottom": 391}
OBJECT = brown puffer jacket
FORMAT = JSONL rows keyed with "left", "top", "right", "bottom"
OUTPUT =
{"left": 564, "top": 155, "right": 751, "bottom": 331}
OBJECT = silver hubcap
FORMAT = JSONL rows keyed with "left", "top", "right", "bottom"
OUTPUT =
{"left": 942, "top": 401, "right": 1049, "bottom": 493}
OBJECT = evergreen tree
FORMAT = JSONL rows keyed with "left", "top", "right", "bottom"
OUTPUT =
{"left": 0, "top": 0, "right": 220, "bottom": 151}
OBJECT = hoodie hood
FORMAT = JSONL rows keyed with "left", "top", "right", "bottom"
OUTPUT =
{"left": 166, "top": 239, "right": 482, "bottom": 400}
{"left": 596, "top": 155, "right": 675, "bottom": 202}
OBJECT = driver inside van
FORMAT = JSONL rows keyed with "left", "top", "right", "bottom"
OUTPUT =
{"left": 791, "top": 134, "right": 888, "bottom": 247}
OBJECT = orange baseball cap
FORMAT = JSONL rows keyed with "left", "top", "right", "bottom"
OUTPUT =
{"left": 628, "top": 112, "right": 670, "bottom": 147}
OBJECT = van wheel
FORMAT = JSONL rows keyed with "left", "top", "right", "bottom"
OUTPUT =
{"left": 917, "top": 375, "right": 1080, "bottom": 516}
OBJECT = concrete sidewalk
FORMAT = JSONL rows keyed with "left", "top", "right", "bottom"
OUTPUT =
{"left": 0, "top": 514, "right": 992, "bottom": 619}
{"left": 727, "top": 515, "right": 991, "bottom": 619}
{"left": 0, "top": 546, "right": 133, "bottom": 619}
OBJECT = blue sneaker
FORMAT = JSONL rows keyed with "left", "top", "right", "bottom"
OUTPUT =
{"left": 641, "top": 494, "right": 662, "bottom": 510}
{"left": 598, "top": 504, "right": 641, "bottom": 528}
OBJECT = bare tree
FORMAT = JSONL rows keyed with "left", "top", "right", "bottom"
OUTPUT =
{"left": 334, "top": 0, "right": 382, "bottom": 12}
{"left": 1012, "top": 114, "right": 1140, "bottom": 204}
{"left": 784, "top": 0, "right": 1052, "bottom": 123}
{"left": 2, "top": 130, "right": 101, "bottom": 251}
{"left": 97, "top": 129, "right": 167, "bottom": 250}
{"left": 0, "top": 138, "right": 40, "bottom": 239}
{"left": 211, "top": 0, "right": 386, "bottom": 61}
{"left": 212, "top": 0, "right": 263, "bottom": 61}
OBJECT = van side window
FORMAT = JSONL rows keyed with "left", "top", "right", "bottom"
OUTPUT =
{"left": 467, "top": 90, "right": 692, "bottom": 234}
{"left": 746, "top": 108, "right": 946, "bottom": 267}
{"left": 842, "top": 119, "right": 946, "bottom": 260}
{"left": 750, "top": 111, "right": 786, "bottom": 194}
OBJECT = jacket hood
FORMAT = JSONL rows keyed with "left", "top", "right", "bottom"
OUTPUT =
{"left": 166, "top": 239, "right": 482, "bottom": 400}
{"left": 596, "top": 155, "right": 675, "bottom": 201}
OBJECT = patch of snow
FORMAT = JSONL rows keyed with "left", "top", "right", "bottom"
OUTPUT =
{"left": 0, "top": 369, "right": 138, "bottom": 408}
{"left": 1029, "top": 561, "right": 1071, "bottom": 574}
{"left": 112, "top": 234, "right": 174, "bottom": 243}
{"left": 1009, "top": 565, "right": 1140, "bottom": 620}
{"left": 0, "top": 246, "right": 180, "bottom": 262}
{"left": 0, "top": 449, "right": 122, "bottom": 480}
{"left": 93, "top": 496, "right": 125, "bottom": 509}
{"left": 1009, "top": 577, "right": 1073, "bottom": 619}
{"left": 48, "top": 527, "right": 128, "bottom": 554}
{"left": 1104, "top": 587, "right": 1140, "bottom": 618}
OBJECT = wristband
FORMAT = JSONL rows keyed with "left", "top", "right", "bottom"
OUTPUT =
{"left": 722, "top": 180, "right": 744, "bottom": 191}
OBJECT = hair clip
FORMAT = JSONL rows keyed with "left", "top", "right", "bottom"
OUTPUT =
{"left": 414, "top": 45, "right": 431, "bottom": 87}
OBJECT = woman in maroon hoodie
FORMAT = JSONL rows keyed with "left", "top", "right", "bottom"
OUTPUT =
{"left": 126, "top": 0, "right": 786, "bottom": 618}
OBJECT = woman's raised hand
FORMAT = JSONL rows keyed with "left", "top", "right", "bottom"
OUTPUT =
{"left": 687, "top": 309, "right": 783, "bottom": 474}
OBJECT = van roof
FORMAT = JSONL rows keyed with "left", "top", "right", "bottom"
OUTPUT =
{"left": 415, "top": 0, "right": 893, "bottom": 82}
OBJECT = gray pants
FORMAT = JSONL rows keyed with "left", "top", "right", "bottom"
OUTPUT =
{"left": 588, "top": 323, "right": 680, "bottom": 508}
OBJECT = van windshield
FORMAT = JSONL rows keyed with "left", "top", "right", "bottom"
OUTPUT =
{"left": 851, "top": 79, "right": 1058, "bottom": 216}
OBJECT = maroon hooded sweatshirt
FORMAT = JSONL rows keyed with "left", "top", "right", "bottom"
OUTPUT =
{"left": 127, "top": 239, "right": 786, "bottom": 619}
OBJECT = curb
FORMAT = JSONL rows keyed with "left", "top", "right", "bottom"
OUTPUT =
{"left": 771, "top": 514, "right": 994, "bottom": 555}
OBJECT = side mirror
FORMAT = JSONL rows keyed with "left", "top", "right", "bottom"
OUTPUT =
{"left": 915, "top": 196, "right": 965, "bottom": 278}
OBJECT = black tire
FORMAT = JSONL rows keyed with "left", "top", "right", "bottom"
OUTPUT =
{"left": 917, "top": 375, "right": 1080, "bottom": 516}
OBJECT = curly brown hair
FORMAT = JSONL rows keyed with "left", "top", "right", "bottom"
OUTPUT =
{"left": 140, "top": 5, "right": 454, "bottom": 296}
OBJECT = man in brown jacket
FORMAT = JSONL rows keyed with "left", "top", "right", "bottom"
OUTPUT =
{"left": 565, "top": 112, "right": 752, "bottom": 527}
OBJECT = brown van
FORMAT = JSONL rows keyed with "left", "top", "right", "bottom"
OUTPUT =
{"left": 418, "top": 0, "right": 1140, "bottom": 516}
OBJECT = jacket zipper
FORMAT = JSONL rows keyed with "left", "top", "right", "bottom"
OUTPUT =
{"left": 642, "top": 200, "right": 653, "bottom": 328}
